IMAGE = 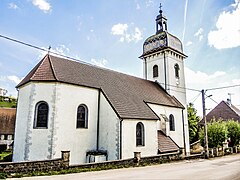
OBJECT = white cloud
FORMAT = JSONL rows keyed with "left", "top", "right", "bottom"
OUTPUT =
{"left": 54, "top": 45, "right": 70, "bottom": 55}
{"left": 8, "top": 3, "right": 18, "bottom": 9}
{"left": 0, "top": 75, "right": 22, "bottom": 97}
{"left": 111, "top": 23, "right": 143, "bottom": 43}
{"left": 186, "top": 41, "right": 193, "bottom": 46}
{"left": 111, "top": 23, "right": 128, "bottom": 36}
{"left": 146, "top": 0, "right": 154, "bottom": 7}
{"left": 136, "top": 3, "right": 140, "bottom": 10}
{"left": 208, "top": 0, "right": 240, "bottom": 49}
{"left": 185, "top": 67, "right": 240, "bottom": 116}
{"left": 32, "top": 0, "right": 51, "bottom": 13}
{"left": 194, "top": 28, "right": 204, "bottom": 41}
{"left": 91, "top": 58, "right": 108, "bottom": 68}
{"left": 185, "top": 67, "right": 226, "bottom": 85}
{"left": 7, "top": 76, "right": 21, "bottom": 85}
{"left": 37, "top": 45, "right": 70, "bottom": 59}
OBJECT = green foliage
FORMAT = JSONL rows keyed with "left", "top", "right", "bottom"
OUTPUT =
{"left": 226, "top": 120, "right": 240, "bottom": 147}
{"left": 0, "top": 173, "right": 7, "bottom": 179}
{"left": 199, "top": 120, "right": 228, "bottom": 148}
{"left": 0, "top": 150, "right": 12, "bottom": 162}
{"left": 0, "top": 96, "right": 17, "bottom": 108}
{"left": 187, "top": 103, "right": 200, "bottom": 144}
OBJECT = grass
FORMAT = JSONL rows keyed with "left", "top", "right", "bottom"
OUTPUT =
{"left": 0, "top": 101, "right": 16, "bottom": 108}
{"left": 0, "top": 150, "right": 12, "bottom": 161}
{"left": 0, "top": 96, "right": 17, "bottom": 108}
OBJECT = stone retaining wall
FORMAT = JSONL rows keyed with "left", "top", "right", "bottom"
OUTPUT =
{"left": 0, "top": 151, "right": 69, "bottom": 173}
{"left": 1, "top": 147, "right": 239, "bottom": 174}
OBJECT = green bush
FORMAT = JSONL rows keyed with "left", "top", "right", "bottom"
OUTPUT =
{"left": 199, "top": 120, "right": 228, "bottom": 148}
{"left": 226, "top": 120, "right": 240, "bottom": 147}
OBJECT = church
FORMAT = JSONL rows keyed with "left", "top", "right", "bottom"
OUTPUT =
{"left": 13, "top": 7, "right": 190, "bottom": 165}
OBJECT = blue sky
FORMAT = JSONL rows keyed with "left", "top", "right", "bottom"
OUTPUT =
{"left": 0, "top": 0, "right": 239, "bottom": 115}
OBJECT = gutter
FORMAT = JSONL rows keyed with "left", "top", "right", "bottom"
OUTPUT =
{"left": 96, "top": 89, "right": 101, "bottom": 150}
{"left": 164, "top": 51, "right": 167, "bottom": 90}
{"left": 119, "top": 118, "right": 123, "bottom": 159}
{"left": 182, "top": 109, "right": 186, "bottom": 155}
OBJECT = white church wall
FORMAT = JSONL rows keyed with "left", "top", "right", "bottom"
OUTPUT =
{"left": 13, "top": 83, "right": 32, "bottom": 162}
{"left": 145, "top": 54, "right": 165, "bottom": 84}
{"left": 13, "top": 82, "right": 100, "bottom": 165}
{"left": 121, "top": 119, "right": 158, "bottom": 159}
{"left": 53, "top": 83, "right": 99, "bottom": 165}
{"left": 165, "top": 52, "right": 186, "bottom": 105}
{"left": 147, "top": 103, "right": 184, "bottom": 148}
{"left": 99, "top": 92, "right": 120, "bottom": 161}
{"left": 13, "top": 82, "right": 59, "bottom": 162}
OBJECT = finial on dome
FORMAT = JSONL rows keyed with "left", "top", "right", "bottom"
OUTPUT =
{"left": 156, "top": 3, "right": 167, "bottom": 34}
{"left": 159, "top": 3, "right": 163, "bottom": 14}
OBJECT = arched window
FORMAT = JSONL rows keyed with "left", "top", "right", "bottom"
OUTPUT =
{"left": 153, "top": 65, "right": 158, "bottom": 78}
{"left": 174, "top": 64, "right": 180, "bottom": 78}
{"left": 34, "top": 101, "right": 49, "bottom": 128}
{"left": 169, "top": 114, "right": 175, "bottom": 131}
{"left": 136, "top": 122, "right": 145, "bottom": 146}
{"left": 76, "top": 104, "right": 88, "bottom": 128}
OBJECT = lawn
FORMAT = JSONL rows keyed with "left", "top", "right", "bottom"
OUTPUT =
{"left": 0, "top": 101, "right": 16, "bottom": 108}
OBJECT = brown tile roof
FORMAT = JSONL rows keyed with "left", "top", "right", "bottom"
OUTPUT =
{"left": 206, "top": 101, "right": 240, "bottom": 122}
{"left": 0, "top": 108, "right": 16, "bottom": 134}
{"left": 158, "top": 131, "right": 179, "bottom": 153}
{"left": 17, "top": 54, "right": 184, "bottom": 120}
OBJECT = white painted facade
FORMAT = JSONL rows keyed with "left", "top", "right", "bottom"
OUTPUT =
{"left": 13, "top": 80, "right": 187, "bottom": 164}
{"left": 148, "top": 103, "right": 184, "bottom": 148}
{"left": 98, "top": 92, "right": 120, "bottom": 161}
{"left": 14, "top": 82, "right": 99, "bottom": 165}
{"left": 143, "top": 50, "right": 190, "bottom": 154}
{"left": 121, "top": 119, "right": 158, "bottom": 159}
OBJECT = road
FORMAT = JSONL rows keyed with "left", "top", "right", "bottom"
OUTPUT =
{"left": 12, "top": 154, "right": 240, "bottom": 180}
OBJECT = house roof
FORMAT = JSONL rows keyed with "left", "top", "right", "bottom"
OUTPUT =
{"left": 157, "top": 131, "right": 179, "bottom": 153}
{"left": 206, "top": 101, "right": 240, "bottom": 122}
{"left": 17, "top": 54, "right": 184, "bottom": 120}
{"left": 0, "top": 108, "right": 16, "bottom": 135}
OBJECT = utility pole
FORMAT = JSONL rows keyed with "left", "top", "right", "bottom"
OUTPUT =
{"left": 202, "top": 89, "right": 209, "bottom": 158}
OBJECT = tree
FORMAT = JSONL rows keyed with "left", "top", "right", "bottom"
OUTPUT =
{"left": 199, "top": 120, "right": 228, "bottom": 148}
{"left": 187, "top": 103, "right": 200, "bottom": 144}
{"left": 226, "top": 120, "right": 240, "bottom": 147}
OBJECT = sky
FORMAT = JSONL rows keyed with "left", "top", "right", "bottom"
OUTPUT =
{"left": 0, "top": 0, "right": 239, "bottom": 116}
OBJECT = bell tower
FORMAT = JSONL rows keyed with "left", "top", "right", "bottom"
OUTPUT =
{"left": 139, "top": 4, "right": 190, "bottom": 155}
{"left": 140, "top": 4, "right": 187, "bottom": 106}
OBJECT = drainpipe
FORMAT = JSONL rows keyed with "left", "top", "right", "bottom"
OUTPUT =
{"left": 144, "top": 58, "right": 147, "bottom": 80}
{"left": 120, "top": 119, "right": 123, "bottom": 159}
{"left": 163, "top": 51, "right": 167, "bottom": 90}
{"left": 96, "top": 89, "right": 101, "bottom": 150}
{"left": 182, "top": 109, "right": 186, "bottom": 155}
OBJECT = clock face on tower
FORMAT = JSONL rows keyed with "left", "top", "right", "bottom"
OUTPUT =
{"left": 143, "top": 33, "right": 167, "bottom": 54}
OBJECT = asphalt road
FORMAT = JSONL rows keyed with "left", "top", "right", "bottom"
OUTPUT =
{"left": 12, "top": 153, "right": 240, "bottom": 180}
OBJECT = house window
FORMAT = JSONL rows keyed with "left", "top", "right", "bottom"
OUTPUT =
{"left": 34, "top": 101, "right": 49, "bottom": 128}
{"left": 136, "top": 122, "right": 145, "bottom": 146}
{"left": 76, "top": 104, "right": 88, "bottom": 128}
{"left": 174, "top": 64, "right": 180, "bottom": 78}
{"left": 153, "top": 65, "right": 158, "bottom": 78}
{"left": 169, "top": 114, "right": 175, "bottom": 131}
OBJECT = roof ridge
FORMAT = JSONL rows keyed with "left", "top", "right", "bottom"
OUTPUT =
{"left": 48, "top": 54, "right": 148, "bottom": 82}
{"left": 48, "top": 54, "right": 58, "bottom": 81}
